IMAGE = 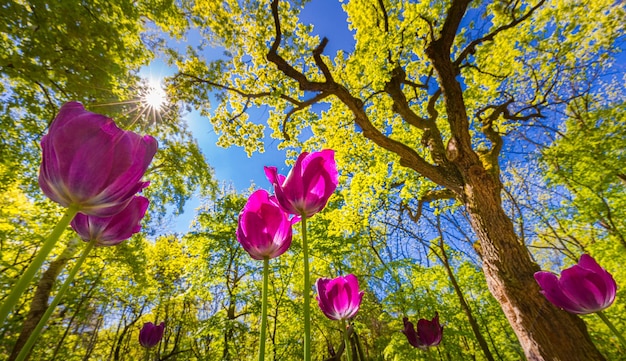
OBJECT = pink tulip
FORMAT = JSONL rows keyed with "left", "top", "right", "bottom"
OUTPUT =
{"left": 236, "top": 190, "right": 294, "bottom": 260}
{"left": 316, "top": 274, "right": 364, "bottom": 321}
{"left": 139, "top": 322, "right": 165, "bottom": 348}
{"left": 534, "top": 254, "right": 617, "bottom": 315}
{"left": 264, "top": 149, "right": 338, "bottom": 217}
{"left": 39, "top": 102, "right": 157, "bottom": 217}
{"left": 402, "top": 313, "right": 443, "bottom": 349}
{"left": 70, "top": 196, "right": 149, "bottom": 246}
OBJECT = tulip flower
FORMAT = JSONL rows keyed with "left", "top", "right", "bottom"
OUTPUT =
{"left": 139, "top": 322, "right": 165, "bottom": 348}
{"left": 71, "top": 196, "right": 150, "bottom": 246}
{"left": 402, "top": 313, "right": 444, "bottom": 349}
{"left": 1, "top": 102, "right": 157, "bottom": 328}
{"left": 317, "top": 274, "right": 364, "bottom": 361}
{"left": 316, "top": 274, "right": 364, "bottom": 321}
{"left": 265, "top": 149, "right": 338, "bottom": 361}
{"left": 236, "top": 189, "right": 294, "bottom": 260}
{"left": 534, "top": 254, "right": 617, "bottom": 315}
{"left": 264, "top": 149, "right": 338, "bottom": 217}
{"left": 237, "top": 189, "right": 295, "bottom": 361}
{"left": 39, "top": 101, "right": 157, "bottom": 217}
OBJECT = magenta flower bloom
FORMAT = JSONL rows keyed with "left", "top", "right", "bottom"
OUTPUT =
{"left": 70, "top": 196, "right": 149, "bottom": 246}
{"left": 316, "top": 274, "right": 364, "bottom": 321}
{"left": 236, "top": 189, "right": 295, "bottom": 260}
{"left": 534, "top": 254, "right": 617, "bottom": 315}
{"left": 402, "top": 313, "right": 443, "bottom": 349}
{"left": 39, "top": 102, "right": 157, "bottom": 217}
{"left": 139, "top": 321, "right": 165, "bottom": 348}
{"left": 264, "top": 149, "right": 338, "bottom": 217}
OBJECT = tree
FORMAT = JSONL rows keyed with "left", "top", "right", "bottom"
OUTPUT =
{"left": 169, "top": 0, "right": 625, "bottom": 359}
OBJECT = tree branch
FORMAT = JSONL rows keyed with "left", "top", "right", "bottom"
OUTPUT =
{"left": 400, "top": 189, "right": 456, "bottom": 222}
{"left": 267, "top": 0, "right": 463, "bottom": 193}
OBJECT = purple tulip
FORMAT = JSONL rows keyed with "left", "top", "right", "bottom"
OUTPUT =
{"left": 70, "top": 196, "right": 149, "bottom": 246}
{"left": 264, "top": 149, "right": 338, "bottom": 217}
{"left": 316, "top": 274, "right": 364, "bottom": 321}
{"left": 139, "top": 321, "right": 165, "bottom": 348}
{"left": 534, "top": 254, "right": 617, "bottom": 315}
{"left": 402, "top": 313, "right": 443, "bottom": 349}
{"left": 39, "top": 102, "right": 157, "bottom": 217}
{"left": 236, "top": 189, "right": 295, "bottom": 260}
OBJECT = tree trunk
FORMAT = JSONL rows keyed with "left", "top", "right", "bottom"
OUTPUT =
{"left": 422, "top": 1, "right": 606, "bottom": 358}
{"left": 8, "top": 239, "right": 80, "bottom": 361}
{"left": 263, "top": 0, "right": 607, "bottom": 358}
{"left": 463, "top": 164, "right": 604, "bottom": 360}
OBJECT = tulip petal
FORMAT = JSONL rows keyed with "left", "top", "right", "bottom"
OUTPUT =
{"left": 534, "top": 271, "right": 586, "bottom": 314}
{"left": 417, "top": 313, "right": 443, "bottom": 347}
{"left": 560, "top": 267, "right": 615, "bottom": 313}
{"left": 402, "top": 317, "right": 423, "bottom": 348}
{"left": 578, "top": 254, "right": 617, "bottom": 306}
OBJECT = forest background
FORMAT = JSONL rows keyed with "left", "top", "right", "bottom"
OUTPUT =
{"left": 1, "top": 0, "right": 625, "bottom": 360}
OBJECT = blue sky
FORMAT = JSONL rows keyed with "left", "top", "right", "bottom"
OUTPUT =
{"left": 146, "top": 0, "right": 355, "bottom": 233}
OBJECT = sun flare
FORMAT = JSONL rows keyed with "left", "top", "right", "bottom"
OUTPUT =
{"left": 143, "top": 80, "right": 167, "bottom": 111}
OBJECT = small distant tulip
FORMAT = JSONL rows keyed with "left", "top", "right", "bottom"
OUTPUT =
{"left": 264, "top": 149, "right": 338, "bottom": 217}
{"left": 71, "top": 196, "right": 149, "bottom": 246}
{"left": 316, "top": 274, "right": 364, "bottom": 321}
{"left": 534, "top": 254, "right": 617, "bottom": 315}
{"left": 139, "top": 322, "right": 165, "bottom": 348}
{"left": 39, "top": 102, "right": 157, "bottom": 217}
{"left": 236, "top": 190, "right": 295, "bottom": 260}
{"left": 402, "top": 313, "right": 443, "bottom": 349}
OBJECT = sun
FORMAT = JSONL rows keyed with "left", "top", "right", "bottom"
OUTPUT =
{"left": 142, "top": 79, "right": 167, "bottom": 111}
{"left": 88, "top": 76, "right": 172, "bottom": 127}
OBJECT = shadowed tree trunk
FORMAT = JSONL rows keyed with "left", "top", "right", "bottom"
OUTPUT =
{"left": 8, "top": 238, "right": 80, "bottom": 361}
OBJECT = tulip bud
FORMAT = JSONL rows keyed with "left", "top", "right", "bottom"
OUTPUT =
{"left": 402, "top": 313, "right": 444, "bottom": 349}
{"left": 139, "top": 322, "right": 165, "bottom": 348}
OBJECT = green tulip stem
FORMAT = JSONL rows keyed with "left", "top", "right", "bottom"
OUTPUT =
{"left": 259, "top": 257, "right": 270, "bottom": 361}
{"left": 343, "top": 320, "right": 352, "bottom": 361}
{"left": 301, "top": 214, "right": 311, "bottom": 361}
{"left": 596, "top": 310, "right": 626, "bottom": 349}
{"left": 15, "top": 238, "right": 96, "bottom": 361}
{"left": 0, "top": 206, "right": 78, "bottom": 326}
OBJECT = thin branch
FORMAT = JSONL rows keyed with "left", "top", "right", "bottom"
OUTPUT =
{"left": 174, "top": 72, "right": 300, "bottom": 105}
{"left": 281, "top": 92, "right": 331, "bottom": 140}
{"left": 454, "top": 0, "right": 547, "bottom": 67}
